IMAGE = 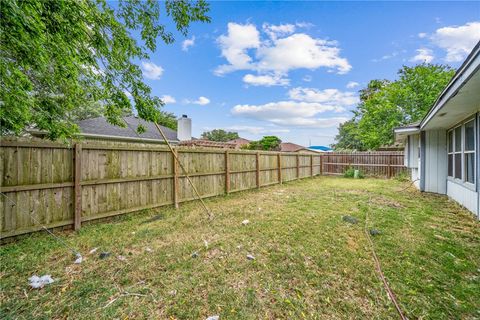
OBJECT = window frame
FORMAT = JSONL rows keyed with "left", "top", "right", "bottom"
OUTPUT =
{"left": 447, "top": 116, "right": 476, "bottom": 187}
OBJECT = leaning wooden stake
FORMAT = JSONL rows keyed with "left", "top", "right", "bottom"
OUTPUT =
{"left": 154, "top": 123, "right": 213, "bottom": 219}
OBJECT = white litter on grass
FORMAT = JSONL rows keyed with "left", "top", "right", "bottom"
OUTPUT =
{"left": 145, "top": 247, "right": 153, "bottom": 253}
{"left": 206, "top": 316, "right": 219, "bottom": 320}
{"left": 28, "top": 275, "right": 54, "bottom": 289}
{"left": 204, "top": 240, "right": 209, "bottom": 249}
{"left": 74, "top": 253, "right": 83, "bottom": 264}
{"left": 89, "top": 248, "right": 98, "bottom": 255}
{"left": 241, "top": 219, "right": 249, "bottom": 226}
{"left": 117, "top": 255, "right": 127, "bottom": 261}
{"left": 246, "top": 254, "right": 255, "bottom": 260}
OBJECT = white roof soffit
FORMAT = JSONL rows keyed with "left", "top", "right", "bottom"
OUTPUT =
{"left": 394, "top": 126, "right": 420, "bottom": 143}
{"left": 421, "top": 41, "right": 480, "bottom": 130}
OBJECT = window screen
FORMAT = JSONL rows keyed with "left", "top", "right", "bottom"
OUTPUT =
{"left": 465, "top": 120, "right": 475, "bottom": 151}
{"left": 465, "top": 153, "right": 475, "bottom": 183}
{"left": 455, "top": 126, "right": 462, "bottom": 152}
{"left": 448, "top": 130, "right": 453, "bottom": 152}
{"left": 454, "top": 153, "right": 462, "bottom": 179}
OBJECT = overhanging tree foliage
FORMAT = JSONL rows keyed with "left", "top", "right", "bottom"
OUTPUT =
{"left": 333, "top": 64, "right": 454, "bottom": 150}
{"left": 0, "top": 0, "right": 210, "bottom": 140}
{"left": 246, "top": 136, "right": 282, "bottom": 151}
{"left": 201, "top": 129, "right": 239, "bottom": 142}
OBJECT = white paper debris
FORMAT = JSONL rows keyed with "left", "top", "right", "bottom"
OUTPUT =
{"left": 241, "top": 219, "right": 249, "bottom": 226}
{"left": 206, "top": 316, "right": 219, "bottom": 320}
{"left": 246, "top": 254, "right": 255, "bottom": 260}
{"left": 117, "top": 255, "right": 127, "bottom": 261}
{"left": 28, "top": 275, "right": 54, "bottom": 289}
{"left": 145, "top": 247, "right": 153, "bottom": 253}
{"left": 74, "top": 253, "right": 83, "bottom": 264}
{"left": 89, "top": 248, "right": 98, "bottom": 254}
{"left": 204, "top": 240, "right": 209, "bottom": 249}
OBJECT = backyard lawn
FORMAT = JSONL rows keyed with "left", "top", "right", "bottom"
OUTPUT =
{"left": 1, "top": 176, "right": 479, "bottom": 319}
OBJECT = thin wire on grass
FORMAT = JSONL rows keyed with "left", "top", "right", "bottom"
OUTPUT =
{"left": 0, "top": 192, "right": 80, "bottom": 257}
{"left": 365, "top": 196, "right": 408, "bottom": 320}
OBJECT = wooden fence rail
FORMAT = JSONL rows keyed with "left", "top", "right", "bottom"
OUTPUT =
{"left": 0, "top": 141, "right": 405, "bottom": 239}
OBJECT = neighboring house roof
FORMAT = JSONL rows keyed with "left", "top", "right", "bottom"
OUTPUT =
{"left": 308, "top": 145, "right": 332, "bottom": 152}
{"left": 77, "top": 116, "right": 178, "bottom": 143}
{"left": 228, "top": 138, "right": 250, "bottom": 146}
{"left": 179, "top": 139, "right": 237, "bottom": 149}
{"left": 280, "top": 142, "right": 305, "bottom": 152}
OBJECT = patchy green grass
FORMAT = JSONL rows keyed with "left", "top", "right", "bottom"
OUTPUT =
{"left": 1, "top": 177, "right": 479, "bottom": 319}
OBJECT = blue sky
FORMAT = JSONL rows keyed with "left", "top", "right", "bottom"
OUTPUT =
{"left": 137, "top": 1, "right": 480, "bottom": 146}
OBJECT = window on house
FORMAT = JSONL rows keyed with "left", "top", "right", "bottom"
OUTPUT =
{"left": 447, "top": 130, "right": 453, "bottom": 177}
{"left": 448, "top": 118, "right": 476, "bottom": 184}
{"left": 454, "top": 126, "right": 462, "bottom": 179}
{"left": 464, "top": 120, "right": 475, "bottom": 183}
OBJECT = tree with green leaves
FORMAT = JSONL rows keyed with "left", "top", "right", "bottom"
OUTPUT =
{"left": 333, "top": 64, "right": 454, "bottom": 150}
{"left": 201, "top": 129, "right": 239, "bottom": 142}
{"left": 246, "top": 136, "right": 282, "bottom": 151}
{"left": 0, "top": 0, "right": 210, "bottom": 140}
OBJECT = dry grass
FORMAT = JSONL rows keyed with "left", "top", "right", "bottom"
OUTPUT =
{"left": 1, "top": 176, "right": 479, "bottom": 319}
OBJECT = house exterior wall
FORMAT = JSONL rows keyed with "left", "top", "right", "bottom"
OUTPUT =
{"left": 422, "top": 129, "right": 448, "bottom": 194}
{"left": 445, "top": 112, "right": 480, "bottom": 219}
{"left": 447, "top": 180, "right": 478, "bottom": 214}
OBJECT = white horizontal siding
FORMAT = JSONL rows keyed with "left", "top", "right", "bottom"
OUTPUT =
{"left": 447, "top": 181, "right": 479, "bottom": 215}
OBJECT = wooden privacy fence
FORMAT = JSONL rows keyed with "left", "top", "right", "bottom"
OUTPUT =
{"left": 0, "top": 141, "right": 322, "bottom": 239}
{"left": 0, "top": 141, "right": 405, "bottom": 239}
{"left": 322, "top": 151, "right": 406, "bottom": 177}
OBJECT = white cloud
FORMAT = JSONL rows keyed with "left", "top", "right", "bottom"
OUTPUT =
{"left": 431, "top": 21, "right": 480, "bottom": 62}
{"left": 215, "top": 22, "right": 351, "bottom": 84}
{"left": 243, "top": 73, "right": 289, "bottom": 87}
{"left": 346, "top": 81, "right": 359, "bottom": 89}
{"left": 262, "top": 23, "right": 296, "bottom": 39}
{"left": 215, "top": 23, "right": 260, "bottom": 75}
{"left": 288, "top": 87, "right": 358, "bottom": 106}
{"left": 231, "top": 87, "right": 356, "bottom": 128}
{"left": 256, "top": 33, "right": 351, "bottom": 74}
{"left": 188, "top": 96, "right": 210, "bottom": 105}
{"left": 141, "top": 61, "right": 164, "bottom": 80}
{"left": 410, "top": 48, "right": 434, "bottom": 63}
{"left": 302, "top": 75, "right": 312, "bottom": 82}
{"left": 161, "top": 95, "right": 176, "bottom": 104}
{"left": 182, "top": 36, "right": 195, "bottom": 51}
{"left": 224, "top": 125, "right": 290, "bottom": 135}
{"left": 418, "top": 32, "right": 427, "bottom": 39}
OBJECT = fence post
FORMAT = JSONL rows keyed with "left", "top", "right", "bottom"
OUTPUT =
{"left": 388, "top": 154, "right": 392, "bottom": 178}
{"left": 255, "top": 152, "right": 260, "bottom": 188}
{"left": 296, "top": 154, "right": 300, "bottom": 179}
{"left": 277, "top": 153, "right": 282, "bottom": 184}
{"left": 173, "top": 148, "right": 179, "bottom": 209}
{"left": 310, "top": 155, "right": 313, "bottom": 177}
{"left": 320, "top": 155, "right": 323, "bottom": 175}
{"left": 225, "top": 150, "right": 230, "bottom": 194}
{"left": 74, "top": 143, "right": 82, "bottom": 231}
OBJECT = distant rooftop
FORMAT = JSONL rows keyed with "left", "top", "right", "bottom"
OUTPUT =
{"left": 77, "top": 116, "right": 178, "bottom": 142}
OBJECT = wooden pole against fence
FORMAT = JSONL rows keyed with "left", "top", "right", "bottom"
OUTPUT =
{"left": 277, "top": 153, "right": 282, "bottom": 184}
{"left": 225, "top": 150, "right": 230, "bottom": 194}
{"left": 73, "top": 143, "right": 82, "bottom": 231}
{"left": 255, "top": 152, "right": 260, "bottom": 188}
{"left": 172, "top": 148, "right": 179, "bottom": 209}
